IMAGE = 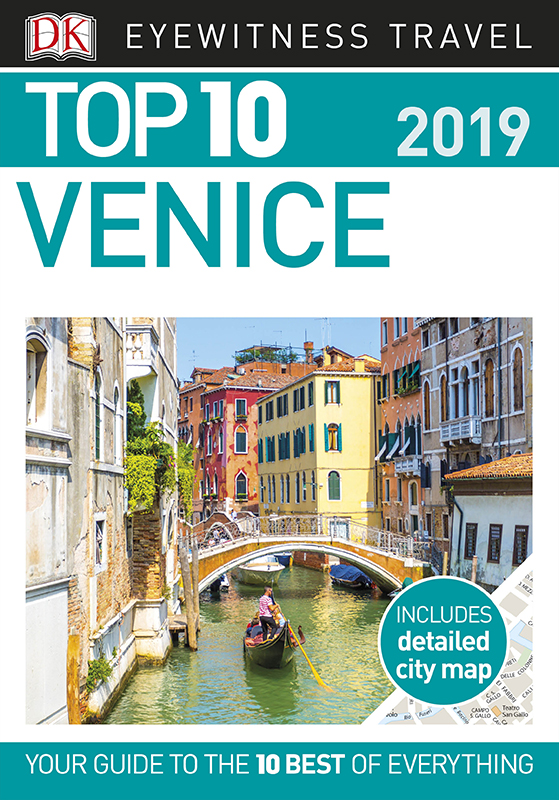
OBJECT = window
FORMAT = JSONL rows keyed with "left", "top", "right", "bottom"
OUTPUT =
{"left": 26, "top": 337, "right": 48, "bottom": 427}
{"left": 422, "top": 329, "right": 430, "bottom": 349}
{"left": 409, "top": 481, "right": 418, "bottom": 506}
{"left": 283, "top": 394, "right": 289, "bottom": 416}
{"left": 440, "top": 374, "right": 448, "bottom": 422}
{"left": 258, "top": 438, "right": 263, "bottom": 463}
{"left": 384, "top": 478, "right": 390, "bottom": 502}
{"left": 267, "top": 476, "right": 271, "bottom": 503}
{"left": 94, "top": 372, "right": 102, "bottom": 460}
{"left": 513, "top": 348, "right": 524, "bottom": 411}
{"left": 382, "top": 320, "right": 388, "bottom": 346}
{"left": 484, "top": 359, "right": 494, "bottom": 417}
{"left": 302, "top": 472, "right": 307, "bottom": 502}
{"left": 471, "top": 362, "right": 480, "bottom": 415}
{"left": 265, "top": 400, "right": 274, "bottom": 421}
{"left": 423, "top": 381, "right": 431, "bottom": 430}
{"left": 125, "top": 516, "right": 133, "bottom": 557}
{"left": 205, "top": 403, "right": 210, "bottom": 421}
{"left": 258, "top": 405, "right": 262, "bottom": 424}
{"left": 293, "top": 388, "right": 299, "bottom": 412}
{"left": 325, "top": 422, "right": 342, "bottom": 452}
{"left": 385, "top": 518, "right": 391, "bottom": 532}
{"left": 311, "top": 471, "right": 316, "bottom": 501}
{"left": 398, "top": 518, "right": 403, "bottom": 533}
{"left": 218, "top": 427, "right": 223, "bottom": 454}
{"left": 438, "top": 320, "right": 447, "bottom": 341}
{"left": 236, "top": 472, "right": 247, "bottom": 499}
{"left": 299, "top": 386, "right": 305, "bottom": 410}
{"left": 236, "top": 398, "right": 247, "bottom": 418}
{"left": 394, "top": 317, "right": 400, "bottom": 339}
{"left": 308, "top": 381, "right": 314, "bottom": 406}
{"left": 464, "top": 523, "right": 477, "bottom": 559}
{"left": 487, "top": 524, "right": 502, "bottom": 563}
{"left": 206, "top": 430, "right": 213, "bottom": 455}
{"left": 94, "top": 515, "right": 106, "bottom": 573}
{"left": 235, "top": 425, "right": 247, "bottom": 453}
{"left": 425, "top": 513, "right": 432, "bottom": 537}
{"left": 266, "top": 436, "right": 276, "bottom": 462}
{"left": 325, "top": 380, "right": 340, "bottom": 404}
{"left": 272, "top": 475, "right": 276, "bottom": 503}
{"left": 397, "top": 478, "right": 402, "bottom": 502}
{"left": 280, "top": 475, "right": 285, "bottom": 504}
{"left": 259, "top": 476, "right": 265, "bottom": 503}
{"left": 190, "top": 397, "right": 193, "bottom": 412}
{"left": 295, "top": 473, "right": 300, "bottom": 503}
{"left": 276, "top": 395, "right": 283, "bottom": 417}
{"left": 285, "top": 474, "right": 290, "bottom": 503}
{"left": 328, "top": 471, "right": 341, "bottom": 501}
{"left": 513, "top": 525, "right": 529, "bottom": 566}
{"left": 449, "top": 318, "right": 459, "bottom": 336}
{"left": 309, "top": 423, "right": 315, "bottom": 452}
{"left": 213, "top": 401, "right": 218, "bottom": 418}
{"left": 402, "top": 318, "right": 408, "bottom": 335}
{"left": 213, "top": 473, "right": 218, "bottom": 495}
{"left": 113, "top": 386, "right": 122, "bottom": 465}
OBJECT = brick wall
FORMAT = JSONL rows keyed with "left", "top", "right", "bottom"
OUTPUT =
{"left": 131, "top": 504, "right": 166, "bottom": 600}
{"left": 293, "top": 551, "right": 328, "bottom": 570}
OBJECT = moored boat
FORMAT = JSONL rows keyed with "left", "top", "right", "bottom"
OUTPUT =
{"left": 329, "top": 563, "right": 372, "bottom": 590}
{"left": 233, "top": 555, "right": 285, "bottom": 585}
{"left": 275, "top": 552, "right": 293, "bottom": 567}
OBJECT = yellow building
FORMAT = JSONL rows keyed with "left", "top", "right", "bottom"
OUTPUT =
{"left": 256, "top": 351, "right": 382, "bottom": 533}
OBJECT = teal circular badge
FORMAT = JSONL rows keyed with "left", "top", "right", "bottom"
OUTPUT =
{"left": 379, "top": 577, "right": 507, "bottom": 705}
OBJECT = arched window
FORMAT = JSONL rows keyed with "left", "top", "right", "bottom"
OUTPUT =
{"left": 213, "top": 472, "right": 218, "bottom": 495}
{"left": 311, "top": 470, "right": 316, "bottom": 501}
{"left": 272, "top": 475, "right": 276, "bottom": 503}
{"left": 423, "top": 381, "right": 431, "bottom": 429}
{"left": 94, "top": 371, "right": 102, "bottom": 461}
{"left": 259, "top": 476, "right": 265, "bottom": 503}
{"left": 280, "top": 475, "right": 285, "bottom": 504}
{"left": 409, "top": 481, "right": 418, "bottom": 506}
{"left": 328, "top": 471, "right": 341, "bottom": 501}
{"left": 513, "top": 348, "right": 524, "bottom": 411}
{"left": 326, "top": 422, "right": 342, "bottom": 452}
{"left": 460, "top": 367, "right": 470, "bottom": 416}
{"left": 302, "top": 472, "right": 307, "bottom": 502}
{"left": 440, "top": 374, "right": 448, "bottom": 422}
{"left": 285, "top": 474, "right": 290, "bottom": 503}
{"left": 113, "top": 386, "right": 122, "bottom": 465}
{"left": 484, "top": 359, "right": 494, "bottom": 417}
{"left": 416, "top": 415, "right": 422, "bottom": 455}
{"left": 236, "top": 471, "right": 247, "bottom": 499}
{"left": 295, "top": 473, "right": 300, "bottom": 503}
{"left": 235, "top": 425, "right": 247, "bottom": 453}
{"left": 26, "top": 335, "right": 49, "bottom": 427}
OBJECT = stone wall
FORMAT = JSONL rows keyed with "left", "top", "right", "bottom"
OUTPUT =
{"left": 132, "top": 504, "right": 166, "bottom": 600}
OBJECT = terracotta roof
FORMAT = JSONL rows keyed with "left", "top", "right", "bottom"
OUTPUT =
{"left": 445, "top": 452, "right": 532, "bottom": 481}
{"left": 221, "top": 372, "right": 298, "bottom": 390}
{"left": 319, "top": 355, "right": 380, "bottom": 374}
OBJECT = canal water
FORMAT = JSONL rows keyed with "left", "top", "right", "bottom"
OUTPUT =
{"left": 105, "top": 564, "right": 393, "bottom": 725}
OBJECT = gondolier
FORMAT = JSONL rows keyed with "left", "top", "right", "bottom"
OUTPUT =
{"left": 258, "top": 586, "right": 278, "bottom": 641}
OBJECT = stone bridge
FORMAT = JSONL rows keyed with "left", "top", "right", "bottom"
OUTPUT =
{"left": 185, "top": 515, "right": 433, "bottom": 595}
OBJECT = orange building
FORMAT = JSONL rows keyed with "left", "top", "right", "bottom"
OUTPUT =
{"left": 377, "top": 318, "right": 424, "bottom": 537}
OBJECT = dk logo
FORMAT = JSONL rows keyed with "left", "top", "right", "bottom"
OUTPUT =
{"left": 25, "top": 12, "right": 96, "bottom": 61}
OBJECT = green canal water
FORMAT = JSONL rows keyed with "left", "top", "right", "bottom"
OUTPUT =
{"left": 104, "top": 564, "right": 393, "bottom": 725}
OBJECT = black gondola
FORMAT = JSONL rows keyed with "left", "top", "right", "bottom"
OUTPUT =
{"left": 243, "top": 623, "right": 296, "bottom": 669}
{"left": 329, "top": 563, "right": 372, "bottom": 589}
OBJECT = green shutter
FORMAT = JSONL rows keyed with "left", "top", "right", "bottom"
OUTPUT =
{"left": 338, "top": 423, "right": 342, "bottom": 451}
{"left": 324, "top": 382, "right": 329, "bottom": 404}
{"left": 309, "top": 423, "right": 314, "bottom": 452}
{"left": 336, "top": 381, "right": 340, "bottom": 403}
{"left": 324, "top": 423, "right": 329, "bottom": 451}
{"left": 286, "top": 432, "right": 290, "bottom": 459}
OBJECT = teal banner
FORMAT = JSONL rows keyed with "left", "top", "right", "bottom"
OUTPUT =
{"left": 1, "top": 73, "right": 557, "bottom": 166}
{"left": 1, "top": 743, "right": 558, "bottom": 799}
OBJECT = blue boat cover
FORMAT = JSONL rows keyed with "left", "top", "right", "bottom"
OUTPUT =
{"left": 330, "top": 564, "right": 371, "bottom": 584}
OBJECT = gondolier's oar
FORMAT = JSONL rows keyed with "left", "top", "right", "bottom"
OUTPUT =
{"left": 287, "top": 623, "right": 333, "bottom": 692}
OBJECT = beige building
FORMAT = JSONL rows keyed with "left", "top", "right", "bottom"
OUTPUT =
{"left": 26, "top": 317, "right": 179, "bottom": 724}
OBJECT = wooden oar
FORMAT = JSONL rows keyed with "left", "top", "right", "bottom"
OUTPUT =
{"left": 287, "top": 622, "right": 333, "bottom": 692}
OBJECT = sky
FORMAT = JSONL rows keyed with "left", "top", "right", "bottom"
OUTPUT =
{"left": 176, "top": 317, "right": 380, "bottom": 384}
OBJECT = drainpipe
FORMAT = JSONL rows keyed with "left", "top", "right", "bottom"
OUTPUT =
{"left": 497, "top": 318, "right": 502, "bottom": 459}
{"left": 451, "top": 495, "right": 464, "bottom": 578}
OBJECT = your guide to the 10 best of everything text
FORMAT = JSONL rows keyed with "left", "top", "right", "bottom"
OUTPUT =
{"left": 6, "top": 74, "right": 551, "bottom": 269}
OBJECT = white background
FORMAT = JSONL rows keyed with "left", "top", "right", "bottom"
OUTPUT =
{"left": 1, "top": 67, "right": 558, "bottom": 747}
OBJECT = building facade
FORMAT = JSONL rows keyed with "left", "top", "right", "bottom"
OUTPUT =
{"left": 377, "top": 318, "right": 424, "bottom": 538}
{"left": 446, "top": 453, "right": 532, "bottom": 592}
{"left": 257, "top": 351, "right": 382, "bottom": 533}
{"left": 26, "top": 317, "right": 179, "bottom": 724}
{"left": 418, "top": 317, "right": 532, "bottom": 562}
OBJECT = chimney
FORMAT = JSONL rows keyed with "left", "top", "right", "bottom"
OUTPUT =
{"left": 304, "top": 341, "right": 314, "bottom": 365}
{"left": 354, "top": 358, "right": 365, "bottom": 373}
{"left": 322, "top": 347, "right": 331, "bottom": 366}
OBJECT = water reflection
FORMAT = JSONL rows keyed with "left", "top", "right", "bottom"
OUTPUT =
{"left": 105, "top": 565, "right": 393, "bottom": 725}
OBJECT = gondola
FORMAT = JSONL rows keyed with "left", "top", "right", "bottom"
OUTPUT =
{"left": 243, "top": 623, "right": 296, "bottom": 669}
{"left": 329, "top": 563, "right": 372, "bottom": 590}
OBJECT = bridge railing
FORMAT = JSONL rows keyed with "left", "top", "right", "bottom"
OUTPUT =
{"left": 192, "top": 514, "right": 430, "bottom": 562}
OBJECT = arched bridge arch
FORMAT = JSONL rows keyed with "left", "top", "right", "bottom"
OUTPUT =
{"left": 186, "top": 515, "right": 432, "bottom": 595}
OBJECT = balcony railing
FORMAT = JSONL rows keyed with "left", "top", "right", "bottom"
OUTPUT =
{"left": 394, "top": 455, "right": 422, "bottom": 476}
{"left": 440, "top": 415, "right": 482, "bottom": 445}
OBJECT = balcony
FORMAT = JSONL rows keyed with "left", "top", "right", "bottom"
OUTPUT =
{"left": 440, "top": 415, "right": 482, "bottom": 445}
{"left": 394, "top": 455, "right": 422, "bottom": 476}
{"left": 126, "top": 323, "right": 159, "bottom": 380}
